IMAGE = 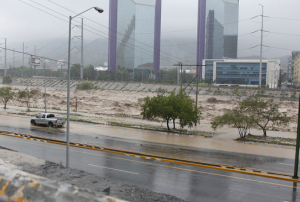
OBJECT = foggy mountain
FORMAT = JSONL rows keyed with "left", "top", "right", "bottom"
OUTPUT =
{"left": 15, "top": 37, "right": 290, "bottom": 69}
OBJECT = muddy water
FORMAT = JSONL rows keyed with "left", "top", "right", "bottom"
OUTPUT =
{"left": 0, "top": 114, "right": 296, "bottom": 160}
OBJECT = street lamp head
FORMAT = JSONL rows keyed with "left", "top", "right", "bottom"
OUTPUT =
{"left": 94, "top": 7, "right": 104, "bottom": 13}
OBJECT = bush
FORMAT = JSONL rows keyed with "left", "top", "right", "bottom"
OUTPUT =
{"left": 2, "top": 74, "right": 12, "bottom": 84}
{"left": 76, "top": 80, "right": 94, "bottom": 90}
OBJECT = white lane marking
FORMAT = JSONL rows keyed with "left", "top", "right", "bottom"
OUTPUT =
{"left": 279, "top": 163, "right": 294, "bottom": 166}
{"left": 88, "top": 164, "right": 139, "bottom": 175}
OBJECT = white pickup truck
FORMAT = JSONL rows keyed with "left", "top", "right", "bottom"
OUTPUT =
{"left": 30, "top": 113, "right": 66, "bottom": 127}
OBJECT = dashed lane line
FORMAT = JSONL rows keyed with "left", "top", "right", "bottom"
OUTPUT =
{"left": 0, "top": 135, "right": 299, "bottom": 188}
{"left": 0, "top": 132, "right": 299, "bottom": 183}
{"left": 88, "top": 164, "right": 139, "bottom": 175}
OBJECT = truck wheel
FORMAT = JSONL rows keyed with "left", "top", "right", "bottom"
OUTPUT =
{"left": 48, "top": 122, "right": 54, "bottom": 128}
{"left": 31, "top": 120, "right": 36, "bottom": 125}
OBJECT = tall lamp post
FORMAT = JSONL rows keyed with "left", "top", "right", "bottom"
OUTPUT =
{"left": 67, "top": 7, "right": 104, "bottom": 168}
{"left": 259, "top": 4, "right": 264, "bottom": 88}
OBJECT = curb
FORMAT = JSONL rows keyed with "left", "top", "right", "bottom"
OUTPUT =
{"left": 0, "top": 130, "right": 299, "bottom": 184}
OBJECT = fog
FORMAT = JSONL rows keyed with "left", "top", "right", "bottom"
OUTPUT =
{"left": 1, "top": 0, "right": 299, "bottom": 67}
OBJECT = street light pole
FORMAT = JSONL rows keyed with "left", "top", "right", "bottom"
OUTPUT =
{"left": 4, "top": 38, "right": 6, "bottom": 76}
{"left": 81, "top": 18, "right": 84, "bottom": 80}
{"left": 44, "top": 62, "right": 47, "bottom": 113}
{"left": 67, "top": 16, "right": 72, "bottom": 168}
{"left": 66, "top": 7, "right": 104, "bottom": 168}
{"left": 293, "top": 95, "right": 300, "bottom": 179}
{"left": 259, "top": 4, "right": 264, "bottom": 88}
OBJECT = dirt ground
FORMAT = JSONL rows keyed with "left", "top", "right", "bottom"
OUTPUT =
{"left": 4, "top": 85, "right": 298, "bottom": 137}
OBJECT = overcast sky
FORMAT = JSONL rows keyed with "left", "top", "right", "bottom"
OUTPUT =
{"left": 1, "top": 0, "right": 300, "bottom": 66}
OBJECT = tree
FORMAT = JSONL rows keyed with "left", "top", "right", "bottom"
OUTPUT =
{"left": 83, "top": 65, "right": 96, "bottom": 80}
{"left": 76, "top": 80, "right": 94, "bottom": 90}
{"left": 70, "top": 64, "right": 81, "bottom": 79}
{"left": 176, "top": 91, "right": 201, "bottom": 129}
{"left": 17, "top": 88, "right": 33, "bottom": 111}
{"left": 2, "top": 74, "right": 12, "bottom": 84}
{"left": 0, "top": 87, "right": 15, "bottom": 109}
{"left": 141, "top": 91, "right": 201, "bottom": 131}
{"left": 211, "top": 107, "right": 255, "bottom": 138}
{"left": 240, "top": 96, "right": 291, "bottom": 136}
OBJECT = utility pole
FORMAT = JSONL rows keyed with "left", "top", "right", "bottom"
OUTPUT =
{"left": 4, "top": 38, "right": 7, "bottom": 76}
{"left": 293, "top": 95, "right": 300, "bottom": 179}
{"left": 13, "top": 49, "right": 15, "bottom": 67}
{"left": 81, "top": 18, "right": 84, "bottom": 80}
{"left": 180, "top": 62, "right": 183, "bottom": 91}
{"left": 23, "top": 43, "right": 25, "bottom": 67}
{"left": 259, "top": 4, "right": 264, "bottom": 88}
{"left": 196, "top": 64, "right": 199, "bottom": 109}
{"left": 44, "top": 62, "right": 47, "bottom": 113}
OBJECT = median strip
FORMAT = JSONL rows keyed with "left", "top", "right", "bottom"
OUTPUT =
{"left": 0, "top": 130, "right": 299, "bottom": 183}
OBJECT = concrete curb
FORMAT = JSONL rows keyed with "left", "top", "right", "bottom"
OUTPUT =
{"left": 1, "top": 130, "right": 299, "bottom": 184}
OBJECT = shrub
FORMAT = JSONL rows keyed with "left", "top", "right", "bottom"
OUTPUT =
{"left": 2, "top": 74, "right": 12, "bottom": 84}
{"left": 77, "top": 80, "right": 94, "bottom": 90}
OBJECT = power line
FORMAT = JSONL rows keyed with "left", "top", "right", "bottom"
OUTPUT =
{"left": 265, "top": 16, "right": 300, "bottom": 22}
{"left": 45, "top": 0, "right": 197, "bottom": 63}
{"left": 263, "top": 45, "right": 295, "bottom": 51}
{"left": 18, "top": 0, "right": 183, "bottom": 65}
{"left": 264, "top": 30, "right": 300, "bottom": 37}
{"left": 21, "top": 0, "right": 185, "bottom": 65}
{"left": 140, "top": 16, "right": 260, "bottom": 34}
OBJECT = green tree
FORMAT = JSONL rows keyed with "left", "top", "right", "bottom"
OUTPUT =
{"left": 211, "top": 107, "right": 255, "bottom": 138}
{"left": 141, "top": 91, "right": 201, "bottom": 131}
{"left": 76, "top": 80, "right": 94, "bottom": 90}
{"left": 177, "top": 92, "right": 201, "bottom": 129}
{"left": 115, "top": 67, "right": 131, "bottom": 81}
{"left": 0, "top": 87, "right": 15, "bottom": 109}
{"left": 70, "top": 64, "right": 81, "bottom": 79}
{"left": 240, "top": 96, "right": 291, "bottom": 136}
{"left": 2, "top": 74, "right": 12, "bottom": 84}
{"left": 17, "top": 88, "right": 33, "bottom": 111}
{"left": 83, "top": 65, "right": 96, "bottom": 80}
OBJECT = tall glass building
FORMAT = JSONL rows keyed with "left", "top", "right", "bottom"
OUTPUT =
{"left": 197, "top": 0, "right": 239, "bottom": 73}
{"left": 108, "top": 0, "right": 161, "bottom": 77}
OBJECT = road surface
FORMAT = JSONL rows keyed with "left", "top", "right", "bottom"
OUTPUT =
{"left": 0, "top": 134, "right": 299, "bottom": 202}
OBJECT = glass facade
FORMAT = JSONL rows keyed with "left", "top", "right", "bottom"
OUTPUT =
{"left": 205, "top": 0, "right": 224, "bottom": 59}
{"left": 109, "top": 0, "right": 161, "bottom": 76}
{"left": 204, "top": 61, "right": 214, "bottom": 82}
{"left": 223, "top": 0, "right": 239, "bottom": 59}
{"left": 197, "top": 0, "right": 239, "bottom": 67}
{"left": 215, "top": 62, "right": 267, "bottom": 85}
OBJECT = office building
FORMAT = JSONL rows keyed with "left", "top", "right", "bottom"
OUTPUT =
{"left": 108, "top": 0, "right": 161, "bottom": 77}
{"left": 288, "top": 51, "right": 300, "bottom": 82}
{"left": 293, "top": 54, "right": 300, "bottom": 86}
{"left": 197, "top": 0, "right": 239, "bottom": 68}
{"left": 202, "top": 59, "right": 281, "bottom": 88}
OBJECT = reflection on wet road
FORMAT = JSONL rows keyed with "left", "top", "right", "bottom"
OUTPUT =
{"left": 0, "top": 114, "right": 299, "bottom": 174}
{"left": 0, "top": 135, "right": 299, "bottom": 202}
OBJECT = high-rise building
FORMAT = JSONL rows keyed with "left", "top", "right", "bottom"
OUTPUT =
{"left": 108, "top": 0, "right": 161, "bottom": 77}
{"left": 197, "top": 0, "right": 239, "bottom": 70}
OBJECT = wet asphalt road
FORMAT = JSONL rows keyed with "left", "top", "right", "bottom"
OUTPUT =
{"left": 0, "top": 122, "right": 299, "bottom": 174}
{"left": 0, "top": 122, "right": 299, "bottom": 173}
{"left": 0, "top": 135, "right": 300, "bottom": 202}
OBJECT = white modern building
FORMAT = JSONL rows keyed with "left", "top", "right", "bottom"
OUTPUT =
{"left": 202, "top": 59, "right": 281, "bottom": 88}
